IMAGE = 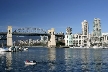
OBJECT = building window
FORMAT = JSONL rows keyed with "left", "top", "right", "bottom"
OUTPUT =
{"left": 67, "top": 36, "right": 68, "bottom": 38}
{"left": 67, "top": 40, "right": 68, "bottom": 43}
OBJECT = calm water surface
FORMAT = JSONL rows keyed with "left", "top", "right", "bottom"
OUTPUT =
{"left": 0, "top": 47, "right": 108, "bottom": 72}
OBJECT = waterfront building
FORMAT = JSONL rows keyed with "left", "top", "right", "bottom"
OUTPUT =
{"left": 82, "top": 20, "right": 89, "bottom": 36}
{"left": 90, "top": 18, "right": 103, "bottom": 47}
{"left": 81, "top": 20, "right": 89, "bottom": 47}
{"left": 64, "top": 18, "right": 108, "bottom": 47}
{"left": 102, "top": 33, "right": 108, "bottom": 46}
{"left": 65, "top": 35, "right": 73, "bottom": 46}
{"left": 73, "top": 33, "right": 82, "bottom": 47}
{"left": 29, "top": 39, "right": 32, "bottom": 44}
{"left": 72, "top": 20, "right": 89, "bottom": 47}
{"left": 71, "top": 18, "right": 105, "bottom": 47}
{"left": 93, "top": 18, "right": 101, "bottom": 36}
{"left": 65, "top": 27, "right": 73, "bottom": 46}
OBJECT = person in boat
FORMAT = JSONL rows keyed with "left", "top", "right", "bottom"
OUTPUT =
{"left": 33, "top": 60, "right": 36, "bottom": 63}
{"left": 26, "top": 60, "right": 30, "bottom": 62}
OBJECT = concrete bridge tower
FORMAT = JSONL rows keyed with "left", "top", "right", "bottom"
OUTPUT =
{"left": 7, "top": 26, "right": 13, "bottom": 47}
{"left": 48, "top": 28, "right": 56, "bottom": 48}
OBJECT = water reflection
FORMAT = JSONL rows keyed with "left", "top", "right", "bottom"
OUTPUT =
{"left": 80, "top": 49, "right": 90, "bottom": 71}
{"left": 93, "top": 49, "right": 102, "bottom": 72}
{"left": 5, "top": 52, "right": 12, "bottom": 70}
{"left": 48, "top": 48, "right": 56, "bottom": 71}
{"left": 0, "top": 52, "right": 6, "bottom": 57}
{"left": 48, "top": 48, "right": 56, "bottom": 61}
{"left": 64, "top": 48, "right": 73, "bottom": 71}
{"left": 1, "top": 48, "right": 108, "bottom": 72}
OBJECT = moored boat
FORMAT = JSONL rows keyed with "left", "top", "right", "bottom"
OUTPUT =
{"left": 0, "top": 47, "right": 9, "bottom": 52}
{"left": 24, "top": 48, "right": 28, "bottom": 51}
{"left": 92, "top": 46, "right": 98, "bottom": 49}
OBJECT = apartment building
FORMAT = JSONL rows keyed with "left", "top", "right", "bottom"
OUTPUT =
{"left": 65, "top": 18, "right": 108, "bottom": 47}
{"left": 73, "top": 33, "right": 82, "bottom": 46}
{"left": 72, "top": 20, "right": 89, "bottom": 47}
{"left": 90, "top": 18, "right": 103, "bottom": 47}
{"left": 102, "top": 33, "right": 108, "bottom": 46}
{"left": 65, "top": 27, "right": 73, "bottom": 46}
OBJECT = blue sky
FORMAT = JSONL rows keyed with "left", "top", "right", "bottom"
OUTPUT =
{"left": 0, "top": 0, "right": 108, "bottom": 34}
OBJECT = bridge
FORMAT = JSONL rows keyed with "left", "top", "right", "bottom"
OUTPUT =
{"left": 0, "top": 26, "right": 64, "bottom": 48}
{"left": 0, "top": 32, "right": 64, "bottom": 36}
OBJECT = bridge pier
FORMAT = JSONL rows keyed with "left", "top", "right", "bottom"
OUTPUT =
{"left": 48, "top": 28, "right": 56, "bottom": 48}
{"left": 7, "top": 26, "right": 13, "bottom": 47}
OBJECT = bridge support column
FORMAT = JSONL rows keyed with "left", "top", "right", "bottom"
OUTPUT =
{"left": 7, "top": 26, "right": 13, "bottom": 47}
{"left": 48, "top": 28, "right": 56, "bottom": 48}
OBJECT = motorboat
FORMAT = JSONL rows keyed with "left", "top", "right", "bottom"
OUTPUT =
{"left": 8, "top": 47, "right": 12, "bottom": 52}
{"left": 69, "top": 47, "right": 74, "bottom": 48}
{"left": 92, "top": 46, "right": 98, "bottom": 49}
{"left": 24, "top": 60, "right": 36, "bottom": 65}
{"left": 24, "top": 48, "right": 28, "bottom": 51}
{"left": 8, "top": 46, "right": 19, "bottom": 52}
{"left": 0, "top": 47, "right": 9, "bottom": 52}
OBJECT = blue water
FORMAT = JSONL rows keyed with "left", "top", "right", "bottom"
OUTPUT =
{"left": 0, "top": 48, "right": 108, "bottom": 72}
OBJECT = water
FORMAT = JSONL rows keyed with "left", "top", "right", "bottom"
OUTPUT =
{"left": 0, "top": 48, "right": 108, "bottom": 72}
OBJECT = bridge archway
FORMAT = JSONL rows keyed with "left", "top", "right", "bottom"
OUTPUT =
{"left": 13, "top": 27, "right": 47, "bottom": 34}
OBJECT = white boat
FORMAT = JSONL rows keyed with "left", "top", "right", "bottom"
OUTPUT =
{"left": 70, "top": 46, "right": 83, "bottom": 48}
{"left": 104, "top": 47, "right": 108, "bottom": 48}
{"left": 24, "top": 60, "right": 36, "bottom": 65}
{"left": 24, "top": 48, "right": 28, "bottom": 51}
{"left": 69, "top": 47, "right": 74, "bottom": 48}
{"left": 92, "top": 46, "right": 98, "bottom": 49}
{"left": 0, "top": 47, "right": 9, "bottom": 52}
{"left": 8, "top": 47, "right": 12, "bottom": 52}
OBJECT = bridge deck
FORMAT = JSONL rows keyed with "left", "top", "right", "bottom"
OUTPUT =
{"left": 0, "top": 32, "right": 64, "bottom": 37}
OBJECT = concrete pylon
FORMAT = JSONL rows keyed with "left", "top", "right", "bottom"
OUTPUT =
{"left": 48, "top": 28, "right": 56, "bottom": 48}
{"left": 7, "top": 26, "right": 13, "bottom": 47}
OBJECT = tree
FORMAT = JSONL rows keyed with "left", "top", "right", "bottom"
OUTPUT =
{"left": 56, "top": 41, "right": 65, "bottom": 47}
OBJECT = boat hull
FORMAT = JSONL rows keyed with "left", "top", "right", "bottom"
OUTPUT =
{"left": 24, "top": 61, "right": 36, "bottom": 65}
{"left": 0, "top": 48, "right": 9, "bottom": 52}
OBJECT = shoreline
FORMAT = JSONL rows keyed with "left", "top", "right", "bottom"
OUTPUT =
{"left": 21, "top": 46, "right": 108, "bottom": 49}
{"left": 23, "top": 46, "right": 47, "bottom": 47}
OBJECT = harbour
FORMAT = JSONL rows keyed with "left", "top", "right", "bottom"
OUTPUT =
{"left": 0, "top": 0, "right": 108, "bottom": 72}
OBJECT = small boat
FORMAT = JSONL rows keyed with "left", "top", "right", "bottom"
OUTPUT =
{"left": 0, "top": 47, "right": 9, "bottom": 52}
{"left": 93, "top": 46, "right": 99, "bottom": 49}
{"left": 24, "top": 48, "right": 28, "bottom": 51}
{"left": 0, "top": 43, "right": 9, "bottom": 52}
{"left": 24, "top": 60, "right": 36, "bottom": 65}
{"left": 69, "top": 47, "right": 74, "bottom": 48}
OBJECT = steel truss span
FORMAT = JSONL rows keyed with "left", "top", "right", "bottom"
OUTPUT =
{"left": 13, "top": 27, "right": 47, "bottom": 33}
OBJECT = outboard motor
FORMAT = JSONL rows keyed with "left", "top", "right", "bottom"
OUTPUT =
{"left": 33, "top": 60, "right": 36, "bottom": 62}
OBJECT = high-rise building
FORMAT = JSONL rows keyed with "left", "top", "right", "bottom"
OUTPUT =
{"left": 81, "top": 20, "right": 89, "bottom": 47}
{"left": 93, "top": 18, "right": 101, "bottom": 36}
{"left": 82, "top": 20, "right": 89, "bottom": 36}
{"left": 90, "top": 18, "right": 103, "bottom": 47}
